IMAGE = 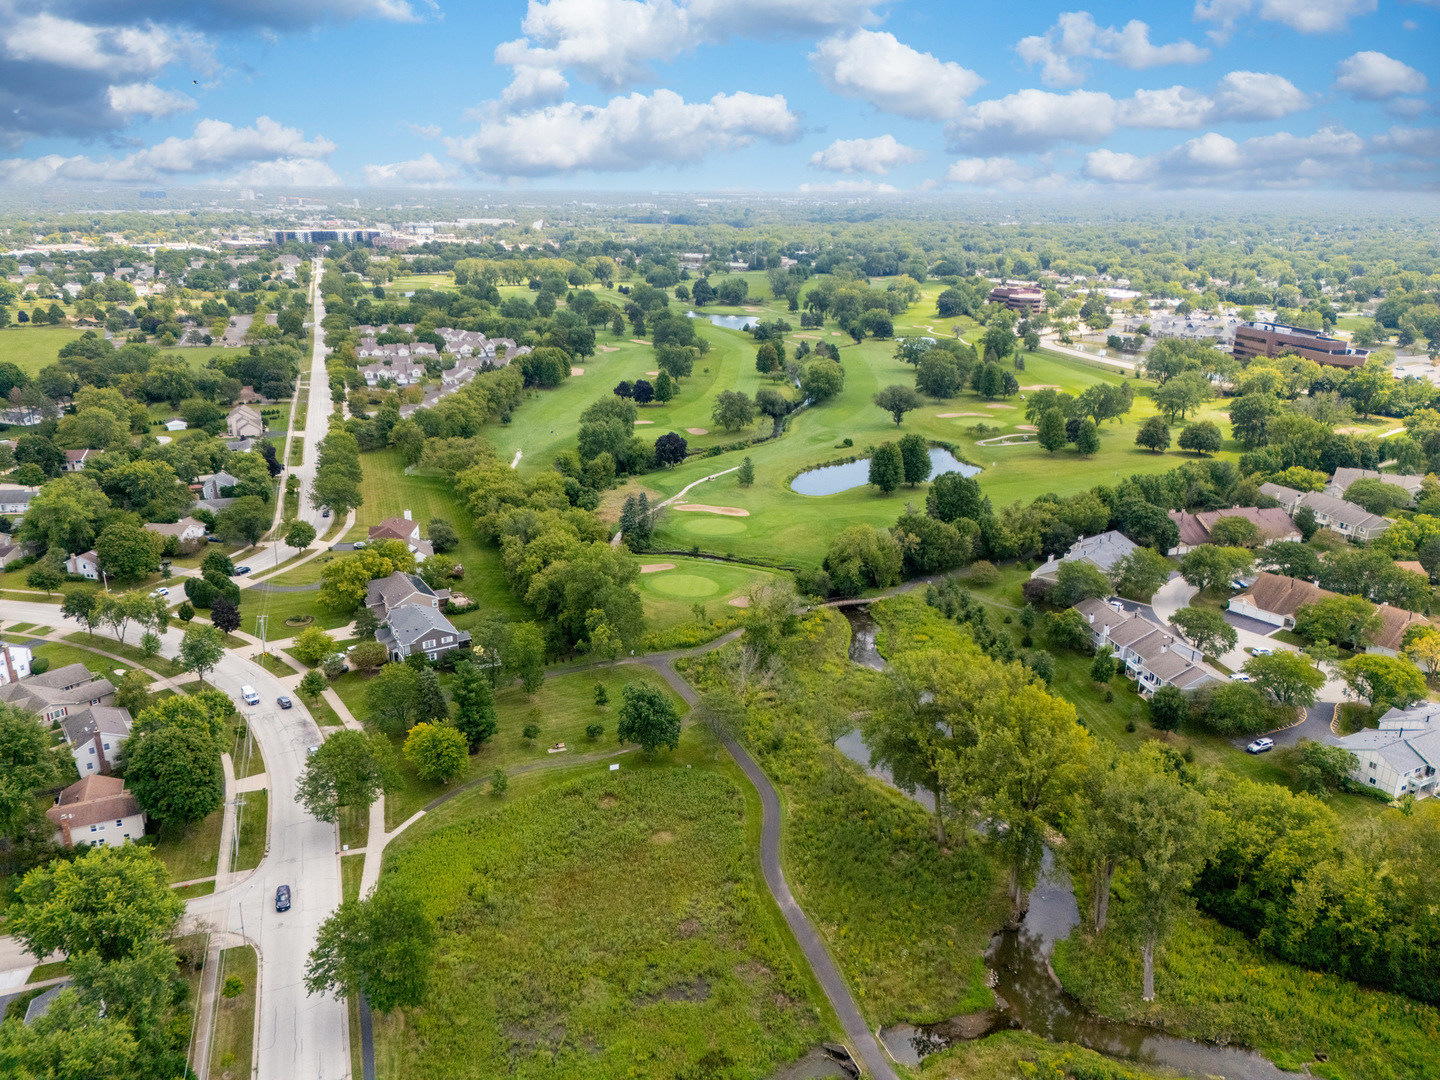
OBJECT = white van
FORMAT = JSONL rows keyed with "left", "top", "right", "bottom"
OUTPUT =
{"left": 240, "top": 685, "right": 260, "bottom": 706}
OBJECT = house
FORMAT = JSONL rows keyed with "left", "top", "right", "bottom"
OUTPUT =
{"left": 0, "top": 642, "right": 33, "bottom": 685}
{"left": 193, "top": 471, "right": 240, "bottom": 500}
{"left": 60, "top": 705, "right": 133, "bottom": 777}
{"left": 46, "top": 774, "right": 146, "bottom": 848}
{"left": 1326, "top": 468, "right": 1427, "bottom": 504}
{"left": 63, "top": 448, "right": 97, "bottom": 472}
{"left": 1166, "top": 507, "right": 1302, "bottom": 555}
{"left": 1367, "top": 604, "right": 1430, "bottom": 659}
{"left": 0, "top": 540, "right": 32, "bottom": 567}
{"left": 0, "top": 663, "right": 115, "bottom": 723}
{"left": 1072, "top": 598, "right": 1224, "bottom": 697}
{"left": 65, "top": 550, "right": 100, "bottom": 580}
{"left": 0, "top": 486, "right": 38, "bottom": 515}
{"left": 1257, "top": 484, "right": 1391, "bottom": 542}
{"left": 375, "top": 604, "right": 471, "bottom": 664}
{"left": 358, "top": 359, "right": 425, "bottom": 387}
{"left": 225, "top": 404, "right": 264, "bottom": 440}
{"left": 144, "top": 517, "right": 207, "bottom": 544}
{"left": 164, "top": 418, "right": 189, "bottom": 432}
{"left": 1031, "top": 531, "right": 1139, "bottom": 582}
{"left": 365, "top": 571, "right": 449, "bottom": 621}
{"left": 1228, "top": 571, "right": 1333, "bottom": 630}
{"left": 368, "top": 513, "right": 433, "bottom": 557}
{"left": 1328, "top": 702, "right": 1440, "bottom": 799}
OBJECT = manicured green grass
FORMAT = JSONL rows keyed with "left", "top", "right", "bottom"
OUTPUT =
{"left": 61, "top": 632, "right": 174, "bottom": 673}
{"left": 209, "top": 945, "right": 258, "bottom": 1080}
{"left": 372, "top": 765, "right": 827, "bottom": 1080}
{"left": 230, "top": 714, "right": 266, "bottom": 779}
{"left": 288, "top": 437, "right": 304, "bottom": 465}
{"left": 1053, "top": 914, "right": 1440, "bottom": 1080}
{"left": 244, "top": 586, "right": 352, "bottom": 632}
{"left": 251, "top": 651, "right": 296, "bottom": 678}
{"left": 172, "top": 880, "right": 216, "bottom": 900}
{"left": 153, "top": 810, "right": 223, "bottom": 884}
{"left": 231, "top": 789, "right": 267, "bottom": 872}
{"left": 0, "top": 325, "right": 82, "bottom": 373}
{"left": 26, "top": 960, "right": 70, "bottom": 983}
{"left": 34, "top": 640, "right": 150, "bottom": 682}
{"left": 337, "top": 804, "right": 367, "bottom": 850}
{"left": 635, "top": 556, "right": 777, "bottom": 632}
{"left": 334, "top": 664, "right": 687, "bottom": 830}
{"left": 311, "top": 695, "right": 344, "bottom": 727}
{"left": 341, "top": 854, "right": 364, "bottom": 904}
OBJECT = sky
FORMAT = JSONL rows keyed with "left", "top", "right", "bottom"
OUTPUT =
{"left": 0, "top": 0, "right": 1435, "bottom": 193}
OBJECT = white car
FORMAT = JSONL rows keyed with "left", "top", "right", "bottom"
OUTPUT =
{"left": 1246, "top": 738, "right": 1274, "bottom": 754}
{"left": 148, "top": 587, "right": 169, "bottom": 597}
{"left": 1249, "top": 646, "right": 1273, "bottom": 656}
{"left": 1230, "top": 579, "right": 1248, "bottom": 590}
{"left": 1229, "top": 672, "right": 1252, "bottom": 682}
{"left": 1108, "top": 599, "right": 1125, "bottom": 612}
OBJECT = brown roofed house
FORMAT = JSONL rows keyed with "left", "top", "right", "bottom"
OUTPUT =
{"left": 1229, "top": 571, "right": 1334, "bottom": 630}
{"left": 368, "top": 515, "right": 433, "bottom": 558}
{"left": 1368, "top": 604, "right": 1430, "bottom": 659}
{"left": 46, "top": 774, "right": 146, "bottom": 847}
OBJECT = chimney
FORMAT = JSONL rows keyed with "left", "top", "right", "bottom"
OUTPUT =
{"left": 403, "top": 510, "right": 412, "bottom": 521}
{"left": 1087, "top": 613, "right": 1094, "bottom": 624}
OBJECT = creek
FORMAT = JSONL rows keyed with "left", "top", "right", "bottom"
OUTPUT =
{"left": 835, "top": 607, "right": 1293, "bottom": 1080}
{"left": 791, "top": 449, "right": 980, "bottom": 497}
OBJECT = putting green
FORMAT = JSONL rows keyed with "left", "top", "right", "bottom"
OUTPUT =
{"left": 644, "top": 573, "right": 721, "bottom": 598}
{"left": 677, "top": 516, "right": 748, "bottom": 537}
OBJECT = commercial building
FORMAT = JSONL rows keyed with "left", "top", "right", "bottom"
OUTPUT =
{"left": 988, "top": 283, "right": 1046, "bottom": 313}
{"left": 1231, "top": 322, "right": 1369, "bottom": 369}
{"left": 271, "top": 229, "right": 382, "bottom": 244}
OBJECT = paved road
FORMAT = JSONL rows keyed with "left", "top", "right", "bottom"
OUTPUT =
{"left": 0, "top": 597, "right": 350, "bottom": 1080}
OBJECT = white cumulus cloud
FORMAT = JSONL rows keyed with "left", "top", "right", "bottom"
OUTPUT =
{"left": 944, "top": 157, "right": 1018, "bottom": 184}
{"left": 1083, "top": 125, "right": 1369, "bottom": 187}
{"left": 446, "top": 88, "right": 798, "bottom": 177}
{"left": 810, "top": 29, "right": 983, "bottom": 120}
{"left": 1017, "top": 12, "right": 1209, "bottom": 86}
{"left": 808, "top": 135, "right": 923, "bottom": 175}
{"left": 1193, "top": 0, "right": 1377, "bottom": 40}
{"left": 362, "top": 153, "right": 456, "bottom": 186}
{"left": 947, "top": 89, "right": 1118, "bottom": 151}
{"left": 1334, "top": 51, "right": 1429, "bottom": 100}
{"left": 107, "top": 83, "right": 196, "bottom": 119}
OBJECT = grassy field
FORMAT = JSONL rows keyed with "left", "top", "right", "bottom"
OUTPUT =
{"left": 209, "top": 945, "right": 258, "bottom": 1080}
{"left": 1053, "top": 913, "right": 1440, "bottom": 1080}
{"left": 153, "top": 810, "right": 223, "bottom": 883}
{"left": 635, "top": 556, "right": 776, "bottom": 632}
{"left": 371, "top": 763, "right": 829, "bottom": 1080}
{"left": 341, "top": 853, "right": 364, "bottom": 904}
{"left": 231, "top": 789, "right": 267, "bottom": 872}
{"left": 918, "top": 1031, "right": 1173, "bottom": 1080}
{"left": 0, "top": 325, "right": 82, "bottom": 374}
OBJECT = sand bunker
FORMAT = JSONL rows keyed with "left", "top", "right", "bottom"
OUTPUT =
{"left": 937, "top": 412, "right": 985, "bottom": 418}
{"left": 645, "top": 370, "right": 659, "bottom": 376}
{"left": 630, "top": 338, "right": 652, "bottom": 345}
{"left": 985, "top": 403, "right": 1016, "bottom": 409}
{"left": 728, "top": 596, "right": 751, "bottom": 608}
{"left": 1020, "top": 384, "right": 1060, "bottom": 391}
{"left": 640, "top": 563, "right": 676, "bottom": 573}
{"left": 634, "top": 419, "right": 655, "bottom": 425}
{"left": 793, "top": 334, "right": 821, "bottom": 340}
{"left": 1015, "top": 424, "right": 1039, "bottom": 432}
{"left": 686, "top": 427, "right": 709, "bottom": 435}
{"left": 599, "top": 345, "right": 618, "bottom": 352}
{"left": 830, "top": 331, "right": 842, "bottom": 336}
{"left": 570, "top": 367, "right": 585, "bottom": 376}
{"left": 675, "top": 504, "right": 750, "bottom": 517}
{"left": 1334, "top": 426, "right": 1370, "bottom": 435}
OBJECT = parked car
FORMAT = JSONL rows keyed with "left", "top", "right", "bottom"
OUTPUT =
{"left": 1230, "top": 579, "right": 1247, "bottom": 590}
{"left": 322, "top": 508, "right": 331, "bottom": 518}
{"left": 275, "top": 885, "right": 291, "bottom": 912}
{"left": 207, "top": 535, "right": 222, "bottom": 543}
{"left": 306, "top": 745, "right": 319, "bottom": 756}
{"left": 1246, "top": 738, "right": 1275, "bottom": 754}
{"left": 277, "top": 695, "right": 292, "bottom": 710}
{"left": 1250, "top": 646, "right": 1273, "bottom": 656}
{"left": 1229, "top": 673, "right": 1252, "bottom": 682}
{"left": 148, "top": 587, "right": 169, "bottom": 597}
{"left": 1108, "top": 599, "right": 1125, "bottom": 612}
{"left": 234, "top": 566, "right": 251, "bottom": 576}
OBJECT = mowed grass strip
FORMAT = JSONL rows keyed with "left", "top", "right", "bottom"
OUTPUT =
{"left": 373, "top": 767, "right": 825, "bottom": 1080}
{"left": 208, "top": 945, "right": 258, "bottom": 1080}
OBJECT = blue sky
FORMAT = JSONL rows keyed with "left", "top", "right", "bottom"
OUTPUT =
{"left": 0, "top": 0, "right": 1435, "bottom": 191}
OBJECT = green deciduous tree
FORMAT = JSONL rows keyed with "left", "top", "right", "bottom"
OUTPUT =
{"left": 873, "top": 384, "right": 922, "bottom": 426}
{"left": 1135, "top": 416, "right": 1171, "bottom": 454}
{"left": 451, "top": 660, "right": 498, "bottom": 750}
{"left": 1037, "top": 408, "right": 1067, "bottom": 453}
{"left": 710, "top": 390, "right": 756, "bottom": 432}
{"left": 178, "top": 625, "right": 224, "bottom": 686}
{"left": 1294, "top": 594, "right": 1382, "bottom": 650}
{"left": 1177, "top": 420, "right": 1223, "bottom": 456}
{"left": 94, "top": 523, "right": 163, "bottom": 584}
{"left": 295, "top": 729, "right": 399, "bottom": 822}
{"left": 124, "top": 721, "right": 223, "bottom": 827}
{"left": 403, "top": 722, "right": 469, "bottom": 783}
{"left": 1111, "top": 548, "right": 1171, "bottom": 600}
{"left": 1074, "top": 419, "right": 1101, "bottom": 456}
{"left": 1243, "top": 650, "right": 1326, "bottom": 707}
{"left": 285, "top": 519, "right": 317, "bottom": 549}
{"left": 366, "top": 662, "right": 421, "bottom": 736}
{"left": 616, "top": 681, "right": 681, "bottom": 757}
{"left": 867, "top": 442, "right": 903, "bottom": 493}
{"left": 305, "top": 881, "right": 435, "bottom": 1013}
{"left": 292, "top": 626, "right": 337, "bottom": 666}
{"left": 1339, "top": 653, "right": 1428, "bottom": 710}
{"left": 897, "top": 432, "right": 931, "bottom": 486}
{"left": 1179, "top": 545, "right": 1253, "bottom": 593}
{"left": 1172, "top": 606, "right": 1238, "bottom": 658}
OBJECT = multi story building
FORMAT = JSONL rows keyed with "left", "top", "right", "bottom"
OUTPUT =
{"left": 1232, "top": 321, "right": 1369, "bottom": 369}
{"left": 988, "top": 283, "right": 1046, "bottom": 313}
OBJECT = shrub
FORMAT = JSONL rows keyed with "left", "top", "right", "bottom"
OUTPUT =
{"left": 29, "top": 657, "right": 49, "bottom": 675}
{"left": 585, "top": 722, "right": 604, "bottom": 740}
{"left": 968, "top": 560, "right": 999, "bottom": 587}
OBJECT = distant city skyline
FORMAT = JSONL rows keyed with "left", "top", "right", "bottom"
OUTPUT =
{"left": 0, "top": 0, "right": 1434, "bottom": 192}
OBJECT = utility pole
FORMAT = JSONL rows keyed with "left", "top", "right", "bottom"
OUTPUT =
{"left": 255, "top": 614, "right": 268, "bottom": 658}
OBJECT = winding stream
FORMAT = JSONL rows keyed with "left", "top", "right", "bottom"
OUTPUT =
{"left": 836, "top": 607, "right": 1293, "bottom": 1079}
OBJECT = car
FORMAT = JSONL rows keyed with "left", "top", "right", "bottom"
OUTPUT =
{"left": 148, "top": 587, "right": 169, "bottom": 597}
{"left": 1230, "top": 579, "right": 1248, "bottom": 590}
{"left": 234, "top": 566, "right": 251, "bottom": 576}
{"left": 1246, "top": 738, "right": 1275, "bottom": 754}
{"left": 277, "top": 695, "right": 293, "bottom": 709}
{"left": 1250, "top": 646, "right": 1273, "bottom": 656}
{"left": 322, "top": 508, "right": 331, "bottom": 518}
{"left": 1229, "top": 673, "right": 1252, "bottom": 682}
{"left": 1108, "top": 599, "right": 1125, "bottom": 612}
{"left": 275, "top": 885, "right": 291, "bottom": 912}
{"left": 207, "top": 535, "right": 222, "bottom": 543}
{"left": 306, "top": 745, "right": 319, "bottom": 756}
{"left": 353, "top": 540, "right": 366, "bottom": 549}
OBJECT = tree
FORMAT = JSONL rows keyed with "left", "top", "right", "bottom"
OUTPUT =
{"left": 403, "top": 722, "right": 468, "bottom": 783}
{"left": 927, "top": 472, "right": 983, "bottom": 524}
{"left": 299, "top": 669, "right": 328, "bottom": 701}
{"left": 7, "top": 844, "right": 183, "bottom": 964}
{"left": 285, "top": 519, "right": 317, "bottom": 550}
{"left": 1294, "top": 594, "right": 1381, "bottom": 650}
{"left": 1090, "top": 646, "right": 1116, "bottom": 684}
{"left": 1074, "top": 419, "right": 1101, "bottom": 456}
{"left": 653, "top": 431, "right": 688, "bottom": 468}
{"left": 366, "top": 663, "right": 421, "bottom": 735}
{"left": 507, "top": 622, "right": 546, "bottom": 694}
{"left": 349, "top": 640, "right": 388, "bottom": 673}
{"left": 427, "top": 518, "right": 459, "bottom": 553}
{"left": 1228, "top": 393, "right": 1276, "bottom": 449}
{"left": 1292, "top": 739, "right": 1360, "bottom": 796}
{"left": 737, "top": 457, "right": 755, "bottom": 486}
{"left": 616, "top": 681, "right": 681, "bottom": 757}
{"left": 1037, "top": 408, "right": 1067, "bottom": 453}
{"left": 296, "top": 730, "right": 398, "bottom": 822}
{"left": 1172, "top": 607, "right": 1238, "bottom": 658}
{"left": 450, "top": 660, "right": 497, "bottom": 750}
{"left": 415, "top": 668, "right": 448, "bottom": 724}
{"left": 1339, "top": 654, "right": 1427, "bottom": 710}
{"left": 711, "top": 390, "right": 756, "bottom": 432}
{"left": 1111, "top": 548, "right": 1171, "bottom": 600}
{"left": 873, "top": 384, "right": 922, "bottom": 426}
{"left": 1344, "top": 478, "right": 1410, "bottom": 516}
{"left": 178, "top": 625, "right": 224, "bottom": 686}
{"left": 1045, "top": 607, "right": 1091, "bottom": 652}
{"left": 1244, "top": 650, "right": 1326, "bottom": 707}
{"left": 292, "top": 626, "right": 337, "bottom": 666}
{"left": 897, "top": 432, "right": 931, "bottom": 487}
{"left": 123, "top": 722, "right": 223, "bottom": 827}
{"left": 305, "top": 882, "right": 435, "bottom": 1013}
{"left": 867, "top": 442, "right": 903, "bottom": 493}
{"left": 215, "top": 495, "right": 270, "bottom": 546}
{"left": 800, "top": 358, "right": 844, "bottom": 402}
{"left": 1177, "top": 420, "right": 1223, "bottom": 456}
{"left": 1148, "top": 685, "right": 1187, "bottom": 731}
{"left": 1135, "top": 417, "right": 1171, "bottom": 454}
{"left": 26, "top": 562, "right": 63, "bottom": 594}
{"left": 1207, "top": 515, "right": 1261, "bottom": 548}
{"left": 0, "top": 705, "right": 63, "bottom": 836}
{"left": 1258, "top": 541, "right": 1320, "bottom": 579}
{"left": 1179, "top": 545, "right": 1253, "bottom": 593}
{"left": 1052, "top": 560, "right": 1112, "bottom": 606}
{"left": 1153, "top": 372, "right": 1213, "bottom": 422}
{"left": 210, "top": 595, "right": 241, "bottom": 634}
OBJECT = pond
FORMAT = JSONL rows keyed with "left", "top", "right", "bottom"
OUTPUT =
{"left": 686, "top": 311, "right": 756, "bottom": 331}
{"left": 791, "top": 448, "right": 980, "bottom": 497}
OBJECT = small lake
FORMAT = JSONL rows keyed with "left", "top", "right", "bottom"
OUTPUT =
{"left": 791, "top": 448, "right": 980, "bottom": 497}
{"left": 686, "top": 311, "right": 756, "bottom": 331}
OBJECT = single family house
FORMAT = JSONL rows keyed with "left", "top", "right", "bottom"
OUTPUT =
{"left": 60, "top": 705, "right": 133, "bottom": 777}
{"left": 46, "top": 774, "right": 146, "bottom": 848}
{"left": 375, "top": 604, "right": 471, "bottom": 664}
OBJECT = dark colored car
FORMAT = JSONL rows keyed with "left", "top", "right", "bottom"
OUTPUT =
{"left": 234, "top": 566, "right": 251, "bottom": 576}
{"left": 207, "top": 535, "right": 222, "bottom": 543}
{"left": 275, "top": 885, "right": 291, "bottom": 912}
{"left": 277, "top": 695, "right": 293, "bottom": 710}
{"left": 321, "top": 508, "right": 331, "bottom": 518}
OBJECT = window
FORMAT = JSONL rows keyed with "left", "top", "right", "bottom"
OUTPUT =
{"left": 103, "top": 742, "right": 110, "bottom": 750}
{"left": 86, "top": 762, "right": 94, "bottom": 770}
{"left": 90, "top": 825, "right": 97, "bottom": 832}
{"left": 89, "top": 746, "right": 96, "bottom": 754}
{"left": 116, "top": 820, "right": 122, "bottom": 826}
{"left": 1370, "top": 777, "right": 1377, "bottom": 785}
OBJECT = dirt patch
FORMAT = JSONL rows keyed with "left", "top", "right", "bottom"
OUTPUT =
{"left": 640, "top": 562, "right": 676, "bottom": 573}
{"left": 1015, "top": 424, "right": 1039, "bottom": 432}
{"left": 651, "top": 830, "right": 674, "bottom": 844}
{"left": 728, "top": 596, "right": 751, "bottom": 608}
{"left": 675, "top": 503, "right": 750, "bottom": 516}
{"left": 599, "top": 794, "right": 617, "bottom": 808}
{"left": 1334, "top": 426, "right": 1371, "bottom": 435}
{"left": 733, "top": 961, "right": 771, "bottom": 982}
{"left": 936, "top": 412, "right": 985, "bottom": 418}
{"left": 985, "top": 403, "right": 1016, "bottom": 409}
{"left": 677, "top": 917, "right": 701, "bottom": 937}
{"left": 570, "top": 367, "right": 584, "bottom": 376}
{"left": 1020, "top": 384, "right": 1060, "bottom": 391}
{"left": 744, "top": 306, "right": 765, "bottom": 313}
{"left": 685, "top": 427, "right": 709, "bottom": 435}
{"left": 634, "top": 419, "right": 655, "bottom": 425}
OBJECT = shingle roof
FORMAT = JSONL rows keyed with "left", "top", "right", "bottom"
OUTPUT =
{"left": 376, "top": 604, "right": 464, "bottom": 647}
{"left": 1371, "top": 604, "right": 1429, "bottom": 653}
{"left": 1295, "top": 491, "right": 1392, "bottom": 532}
{"left": 60, "top": 705, "right": 132, "bottom": 745}
{"left": 45, "top": 774, "right": 142, "bottom": 829}
{"left": 1232, "top": 571, "right": 1331, "bottom": 620}
{"left": 1330, "top": 467, "right": 1426, "bottom": 496}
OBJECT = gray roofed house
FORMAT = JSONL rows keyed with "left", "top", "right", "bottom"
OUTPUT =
{"left": 376, "top": 604, "right": 471, "bottom": 663}
{"left": 1257, "top": 483, "right": 1391, "bottom": 542}
{"left": 60, "top": 705, "right": 133, "bottom": 777}
{"left": 0, "top": 663, "right": 116, "bottom": 724}
{"left": 365, "top": 571, "right": 449, "bottom": 621}
{"left": 1258, "top": 482, "right": 1304, "bottom": 513}
{"left": 1326, "top": 468, "right": 1427, "bottom": 503}
{"left": 0, "top": 486, "right": 38, "bottom": 515}
{"left": 24, "top": 985, "right": 64, "bottom": 1025}
{"left": 1328, "top": 702, "right": 1440, "bottom": 799}
{"left": 193, "top": 471, "right": 240, "bottom": 501}
{"left": 1031, "top": 531, "right": 1139, "bottom": 583}
{"left": 1071, "top": 597, "right": 1223, "bottom": 697}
